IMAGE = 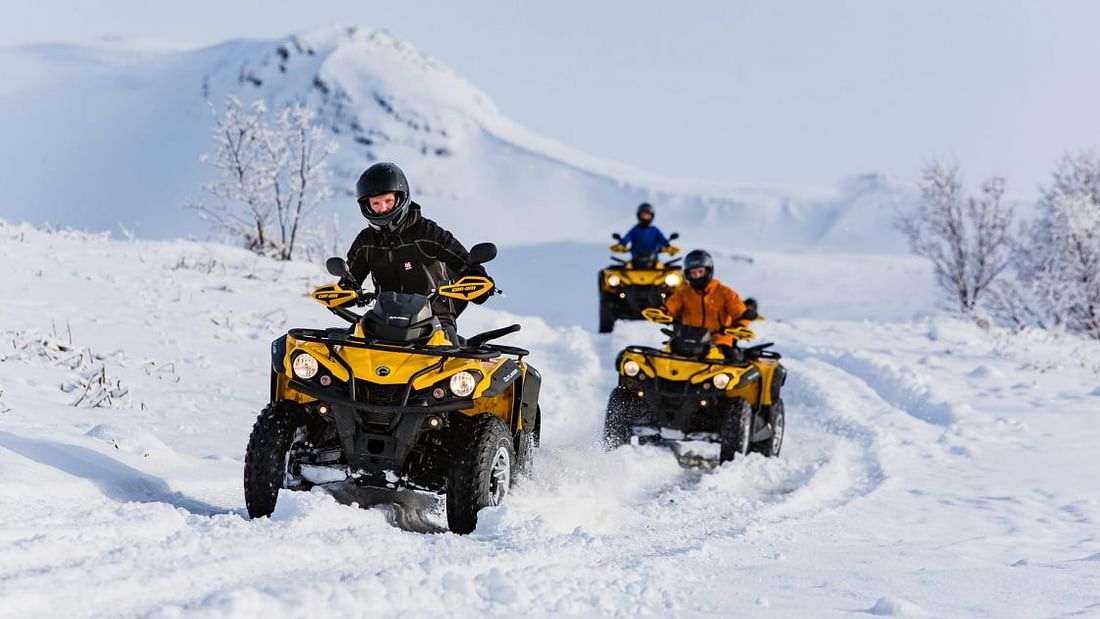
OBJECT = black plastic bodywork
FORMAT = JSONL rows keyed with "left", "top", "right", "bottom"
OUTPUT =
{"left": 361, "top": 292, "right": 440, "bottom": 343}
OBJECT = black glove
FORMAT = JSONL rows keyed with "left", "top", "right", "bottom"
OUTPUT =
{"left": 741, "top": 297, "right": 759, "bottom": 320}
{"left": 471, "top": 274, "right": 495, "bottom": 304}
{"left": 337, "top": 275, "right": 359, "bottom": 291}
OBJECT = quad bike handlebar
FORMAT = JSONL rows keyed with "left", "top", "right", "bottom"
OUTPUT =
{"left": 608, "top": 231, "right": 681, "bottom": 259}
{"left": 641, "top": 304, "right": 763, "bottom": 341}
{"left": 313, "top": 242, "right": 516, "bottom": 347}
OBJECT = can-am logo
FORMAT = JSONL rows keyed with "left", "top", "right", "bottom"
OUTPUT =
{"left": 375, "top": 366, "right": 391, "bottom": 377}
{"left": 403, "top": 261, "right": 413, "bottom": 270}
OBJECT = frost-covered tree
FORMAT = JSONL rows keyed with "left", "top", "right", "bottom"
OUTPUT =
{"left": 266, "top": 105, "right": 338, "bottom": 260}
{"left": 195, "top": 97, "right": 274, "bottom": 254}
{"left": 1002, "top": 152, "right": 1100, "bottom": 338}
{"left": 897, "top": 162, "right": 1015, "bottom": 312}
{"left": 194, "top": 97, "right": 337, "bottom": 260}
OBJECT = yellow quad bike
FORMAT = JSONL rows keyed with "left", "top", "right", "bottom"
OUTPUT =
{"left": 598, "top": 232, "right": 683, "bottom": 333}
{"left": 602, "top": 303, "right": 786, "bottom": 466}
{"left": 244, "top": 243, "right": 541, "bottom": 534}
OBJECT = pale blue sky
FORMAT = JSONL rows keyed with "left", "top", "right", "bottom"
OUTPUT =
{"left": 5, "top": 0, "right": 1100, "bottom": 195}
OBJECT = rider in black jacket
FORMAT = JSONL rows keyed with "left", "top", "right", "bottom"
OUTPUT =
{"left": 344, "top": 162, "right": 492, "bottom": 328}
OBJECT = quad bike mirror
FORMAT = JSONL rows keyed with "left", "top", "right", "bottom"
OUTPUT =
{"left": 325, "top": 257, "right": 350, "bottom": 278}
{"left": 669, "top": 232, "right": 679, "bottom": 240}
{"left": 612, "top": 232, "right": 623, "bottom": 242}
{"left": 468, "top": 242, "right": 497, "bottom": 265}
{"left": 641, "top": 307, "right": 674, "bottom": 324}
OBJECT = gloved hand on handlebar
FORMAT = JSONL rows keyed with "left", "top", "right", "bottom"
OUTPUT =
{"left": 460, "top": 264, "right": 496, "bottom": 305}
{"left": 337, "top": 275, "right": 360, "bottom": 291}
{"left": 740, "top": 297, "right": 759, "bottom": 321}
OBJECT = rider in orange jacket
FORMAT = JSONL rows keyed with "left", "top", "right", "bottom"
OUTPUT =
{"left": 664, "top": 249, "right": 752, "bottom": 349}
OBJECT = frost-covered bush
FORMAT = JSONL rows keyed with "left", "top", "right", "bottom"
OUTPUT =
{"left": 2, "top": 329, "right": 131, "bottom": 409}
{"left": 897, "top": 162, "right": 1014, "bottom": 312}
{"left": 987, "top": 152, "right": 1100, "bottom": 339}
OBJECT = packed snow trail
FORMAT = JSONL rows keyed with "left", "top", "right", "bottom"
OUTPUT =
{"left": 1, "top": 222, "right": 1098, "bottom": 616}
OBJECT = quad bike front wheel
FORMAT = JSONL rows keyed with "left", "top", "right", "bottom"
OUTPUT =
{"left": 244, "top": 403, "right": 310, "bottom": 518}
{"left": 751, "top": 398, "right": 785, "bottom": 458}
{"left": 447, "top": 415, "right": 515, "bottom": 534}
{"left": 598, "top": 292, "right": 615, "bottom": 333}
{"left": 719, "top": 398, "right": 753, "bottom": 463}
{"left": 603, "top": 387, "right": 636, "bottom": 449}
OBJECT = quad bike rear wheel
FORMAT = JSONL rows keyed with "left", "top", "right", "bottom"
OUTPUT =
{"left": 751, "top": 398, "right": 785, "bottom": 458}
{"left": 719, "top": 398, "right": 753, "bottom": 463}
{"left": 446, "top": 415, "right": 515, "bottom": 534}
{"left": 244, "top": 403, "right": 310, "bottom": 518}
{"left": 603, "top": 387, "right": 636, "bottom": 449}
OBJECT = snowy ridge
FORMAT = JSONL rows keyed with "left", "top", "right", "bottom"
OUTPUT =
{"left": 0, "top": 28, "right": 913, "bottom": 251}
{"left": 1, "top": 220, "right": 1098, "bottom": 616}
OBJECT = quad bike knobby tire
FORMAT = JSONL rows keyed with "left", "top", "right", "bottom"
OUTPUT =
{"left": 751, "top": 398, "right": 785, "bottom": 458}
{"left": 719, "top": 398, "right": 753, "bottom": 463}
{"left": 244, "top": 403, "right": 309, "bottom": 518}
{"left": 514, "top": 405, "right": 541, "bottom": 479}
{"left": 603, "top": 387, "right": 637, "bottom": 449}
{"left": 447, "top": 414, "right": 515, "bottom": 534}
{"left": 598, "top": 273, "right": 615, "bottom": 333}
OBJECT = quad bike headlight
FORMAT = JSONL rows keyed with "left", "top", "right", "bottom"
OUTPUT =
{"left": 712, "top": 373, "right": 731, "bottom": 390}
{"left": 607, "top": 274, "right": 622, "bottom": 287}
{"left": 449, "top": 371, "right": 478, "bottom": 397}
{"left": 292, "top": 353, "right": 319, "bottom": 380}
{"left": 664, "top": 273, "right": 682, "bottom": 287}
{"left": 623, "top": 360, "right": 641, "bottom": 377}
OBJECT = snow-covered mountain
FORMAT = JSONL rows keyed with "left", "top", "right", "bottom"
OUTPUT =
{"left": 0, "top": 27, "right": 913, "bottom": 251}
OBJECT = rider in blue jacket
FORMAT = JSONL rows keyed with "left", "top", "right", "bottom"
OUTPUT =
{"left": 621, "top": 203, "right": 670, "bottom": 265}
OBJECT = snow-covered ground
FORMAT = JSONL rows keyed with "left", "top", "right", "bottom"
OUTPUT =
{"left": 2, "top": 220, "right": 1098, "bottom": 617}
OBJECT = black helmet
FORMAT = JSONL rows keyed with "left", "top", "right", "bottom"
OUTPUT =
{"left": 356, "top": 162, "right": 411, "bottom": 229}
{"left": 683, "top": 249, "right": 714, "bottom": 290}
{"left": 636, "top": 202, "right": 655, "bottom": 226}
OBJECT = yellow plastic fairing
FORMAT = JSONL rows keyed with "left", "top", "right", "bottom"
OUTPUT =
{"left": 426, "top": 329, "right": 453, "bottom": 347}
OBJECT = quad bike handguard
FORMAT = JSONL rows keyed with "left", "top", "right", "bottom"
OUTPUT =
{"left": 723, "top": 325, "right": 756, "bottom": 341}
{"left": 316, "top": 242, "right": 500, "bottom": 324}
{"left": 437, "top": 275, "right": 497, "bottom": 302}
{"left": 641, "top": 307, "right": 675, "bottom": 324}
